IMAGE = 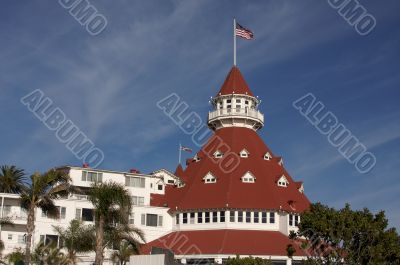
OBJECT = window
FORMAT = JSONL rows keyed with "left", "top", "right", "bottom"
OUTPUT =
{"left": 40, "top": 234, "right": 60, "bottom": 247}
{"left": 76, "top": 208, "right": 93, "bottom": 222}
{"left": 8, "top": 234, "right": 12, "bottom": 240}
{"left": 213, "top": 151, "right": 223, "bottom": 159}
{"left": 289, "top": 214, "right": 293, "bottom": 226}
{"left": 245, "top": 100, "right": 249, "bottom": 105}
{"left": 190, "top": 213, "right": 195, "bottom": 224}
{"left": 220, "top": 211, "right": 225, "bottom": 223}
{"left": 193, "top": 154, "right": 200, "bottom": 162}
{"left": 230, "top": 211, "right": 235, "bottom": 222}
{"left": 261, "top": 212, "right": 267, "bottom": 223}
{"left": 126, "top": 176, "right": 145, "bottom": 188}
{"left": 141, "top": 214, "right": 145, "bottom": 225}
{"left": 212, "top": 212, "right": 218, "bottom": 223}
{"left": 158, "top": 216, "right": 163, "bottom": 227}
{"left": 203, "top": 172, "right": 217, "bottom": 183}
{"left": 198, "top": 212, "right": 203, "bottom": 223}
{"left": 227, "top": 99, "right": 231, "bottom": 103}
{"left": 129, "top": 213, "right": 134, "bottom": 225}
{"left": 241, "top": 172, "right": 255, "bottom": 183}
{"left": 254, "top": 212, "right": 259, "bottom": 223}
{"left": 176, "top": 214, "right": 180, "bottom": 224}
{"left": 264, "top": 152, "right": 272, "bottom": 161}
{"left": 246, "top": 212, "right": 251, "bottom": 223}
{"left": 158, "top": 184, "right": 163, "bottom": 190}
{"left": 81, "top": 171, "right": 102, "bottom": 182}
{"left": 238, "top": 211, "right": 243, "bottom": 222}
{"left": 239, "top": 149, "right": 249, "bottom": 158}
{"left": 205, "top": 212, "right": 210, "bottom": 223}
{"left": 18, "top": 235, "right": 26, "bottom": 244}
{"left": 131, "top": 196, "right": 145, "bottom": 206}
{"left": 235, "top": 105, "right": 241, "bottom": 112}
{"left": 277, "top": 175, "right": 289, "bottom": 187}
{"left": 269, "top": 212, "right": 275, "bottom": 223}
{"left": 146, "top": 214, "right": 158, "bottom": 227}
{"left": 59, "top": 207, "right": 66, "bottom": 219}
{"left": 3, "top": 205, "right": 11, "bottom": 215}
{"left": 236, "top": 99, "right": 241, "bottom": 103}
{"left": 295, "top": 215, "right": 300, "bottom": 226}
{"left": 182, "top": 213, "right": 188, "bottom": 224}
{"left": 167, "top": 180, "right": 175, "bottom": 184}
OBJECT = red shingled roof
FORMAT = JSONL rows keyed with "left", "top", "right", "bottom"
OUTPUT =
{"left": 216, "top": 66, "right": 255, "bottom": 97}
{"left": 141, "top": 229, "right": 306, "bottom": 256}
{"left": 150, "top": 127, "right": 310, "bottom": 213}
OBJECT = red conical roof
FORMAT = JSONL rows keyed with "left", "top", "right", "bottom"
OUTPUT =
{"left": 216, "top": 66, "right": 255, "bottom": 97}
{"left": 151, "top": 127, "right": 310, "bottom": 213}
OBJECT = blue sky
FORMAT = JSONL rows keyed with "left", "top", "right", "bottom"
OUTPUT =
{"left": 1, "top": 0, "right": 399, "bottom": 228}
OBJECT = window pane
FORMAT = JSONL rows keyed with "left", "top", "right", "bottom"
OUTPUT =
{"left": 198, "top": 212, "right": 203, "bottom": 223}
{"left": 176, "top": 214, "right": 180, "bottom": 225}
{"left": 205, "top": 212, "right": 210, "bottom": 223}
{"left": 75, "top": 208, "right": 81, "bottom": 220}
{"left": 220, "top": 211, "right": 225, "bottom": 223}
{"left": 158, "top": 216, "right": 163, "bottom": 226}
{"left": 141, "top": 214, "right": 145, "bottom": 225}
{"left": 212, "top": 212, "right": 218, "bottom": 223}
{"left": 146, "top": 214, "right": 158, "bottom": 227}
{"left": 61, "top": 207, "right": 66, "bottom": 219}
{"left": 81, "top": 171, "right": 87, "bottom": 181}
{"left": 182, "top": 213, "right": 188, "bottom": 224}
{"left": 289, "top": 214, "right": 293, "bottom": 226}
{"left": 254, "top": 212, "right": 259, "bottom": 223}
{"left": 190, "top": 213, "right": 195, "bottom": 224}
{"left": 269, "top": 212, "right": 275, "bottom": 223}
{"left": 262, "top": 212, "right": 267, "bottom": 223}
{"left": 230, "top": 211, "right": 235, "bottom": 222}
{"left": 82, "top": 208, "right": 93, "bottom": 222}
{"left": 97, "top": 173, "right": 103, "bottom": 182}
{"left": 246, "top": 212, "right": 251, "bottom": 223}
{"left": 238, "top": 211, "right": 243, "bottom": 222}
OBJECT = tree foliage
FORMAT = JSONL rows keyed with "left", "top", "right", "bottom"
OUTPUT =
{"left": 291, "top": 203, "right": 400, "bottom": 265}
{"left": 53, "top": 220, "right": 95, "bottom": 265}
{"left": 0, "top": 165, "right": 27, "bottom": 194}
{"left": 20, "top": 168, "right": 73, "bottom": 265}
{"left": 225, "top": 256, "right": 273, "bottom": 265}
{"left": 88, "top": 181, "right": 141, "bottom": 265}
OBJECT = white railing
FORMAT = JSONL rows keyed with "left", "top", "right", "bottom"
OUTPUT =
{"left": 208, "top": 108, "right": 264, "bottom": 122}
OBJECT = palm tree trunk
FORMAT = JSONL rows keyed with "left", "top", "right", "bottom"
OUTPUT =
{"left": 94, "top": 215, "right": 105, "bottom": 265}
{"left": 24, "top": 205, "right": 35, "bottom": 265}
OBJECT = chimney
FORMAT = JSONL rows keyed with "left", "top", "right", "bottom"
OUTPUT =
{"left": 130, "top": 168, "right": 140, "bottom": 174}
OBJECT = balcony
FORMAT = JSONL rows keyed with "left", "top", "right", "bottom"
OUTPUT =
{"left": 208, "top": 108, "right": 264, "bottom": 126}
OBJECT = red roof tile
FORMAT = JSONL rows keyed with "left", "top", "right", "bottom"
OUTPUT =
{"left": 141, "top": 229, "right": 306, "bottom": 256}
{"left": 151, "top": 127, "right": 310, "bottom": 213}
{"left": 216, "top": 66, "right": 255, "bottom": 97}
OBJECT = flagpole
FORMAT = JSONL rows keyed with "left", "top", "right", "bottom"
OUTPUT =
{"left": 178, "top": 142, "right": 182, "bottom": 165}
{"left": 233, "top": 18, "right": 237, "bottom": 66}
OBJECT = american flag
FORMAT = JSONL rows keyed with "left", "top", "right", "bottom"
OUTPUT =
{"left": 180, "top": 146, "right": 192, "bottom": 153}
{"left": 235, "top": 23, "right": 254, "bottom": 40}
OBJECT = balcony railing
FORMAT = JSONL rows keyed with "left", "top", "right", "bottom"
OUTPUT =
{"left": 208, "top": 108, "right": 264, "bottom": 123}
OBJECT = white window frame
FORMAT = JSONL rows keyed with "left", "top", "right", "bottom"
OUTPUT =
{"left": 264, "top": 152, "right": 272, "bottom": 161}
{"left": 241, "top": 171, "right": 256, "bottom": 183}
{"left": 203, "top": 172, "right": 217, "bottom": 183}
{"left": 239, "top": 149, "right": 249, "bottom": 158}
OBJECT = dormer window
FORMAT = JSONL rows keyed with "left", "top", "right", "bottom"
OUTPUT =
{"left": 239, "top": 149, "right": 250, "bottom": 158}
{"left": 203, "top": 172, "right": 217, "bottom": 184}
{"left": 264, "top": 152, "right": 272, "bottom": 161}
{"left": 277, "top": 175, "right": 289, "bottom": 187}
{"left": 213, "top": 150, "right": 223, "bottom": 159}
{"left": 193, "top": 154, "right": 200, "bottom": 162}
{"left": 177, "top": 181, "right": 185, "bottom": 188}
{"left": 241, "top": 171, "right": 256, "bottom": 183}
{"left": 278, "top": 158, "right": 284, "bottom": 166}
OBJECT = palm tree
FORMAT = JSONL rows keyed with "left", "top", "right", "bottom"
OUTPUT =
{"left": 20, "top": 168, "right": 72, "bottom": 265}
{"left": 88, "top": 181, "right": 134, "bottom": 265}
{"left": 53, "top": 220, "right": 95, "bottom": 265}
{"left": 31, "top": 242, "right": 70, "bottom": 265}
{"left": 0, "top": 165, "right": 26, "bottom": 194}
{"left": 111, "top": 241, "right": 138, "bottom": 265}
